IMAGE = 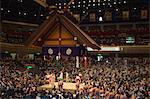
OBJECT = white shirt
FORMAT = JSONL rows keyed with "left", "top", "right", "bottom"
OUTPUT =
{"left": 66, "top": 72, "right": 69, "bottom": 78}
{"left": 60, "top": 72, "right": 63, "bottom": 79}
{"left": 36, "top": 96, "right": 41, "bottom": 99}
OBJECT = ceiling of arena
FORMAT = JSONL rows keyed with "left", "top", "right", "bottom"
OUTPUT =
{"left": 1, "top": 0, "right": 149, "bottom": 24}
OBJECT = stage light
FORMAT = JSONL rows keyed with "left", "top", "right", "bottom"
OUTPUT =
{"left": 8, "top": 10, "right": 10, "bottom": 13}
{"left": 24, "top": 12, "right": 27, "bottom": 15}
{"left": 74, "top": 37, "right": 78, "bottom": 40}
{"left": 59, "top": 38, "right": 61, "bottom": 41}
{"left": 19, "top": 12, "right": 21, "bottom": 15}
{"left": 1, "top": 8, "right": 3, "bottom": 10}
{"left": 99, "top": 17, "right": 103, "bottom": 21}
{"left": 18, "top": 0, "right": 23, "bottom": 2}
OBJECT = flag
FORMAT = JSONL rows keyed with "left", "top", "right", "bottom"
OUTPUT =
{"left": 89, "top": 13, "right": 96, "bottom": 22}
{"left": 29, "top": 54, "right": 34, "bottom": 60}
{"left": 122, "top": 11, "right": 129, "bottom": 20}
{"left": 73, "top": 14, "right": 80, "bottom": 22}
{"left": 104, "top": 11, "right": 112, "bottom": 21}
{"left": 141, "top": 10, "right": 148, "bottom": 19}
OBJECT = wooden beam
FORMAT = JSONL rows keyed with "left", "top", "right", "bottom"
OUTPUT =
{"left": 34, "top": 0, "right": 48, "bottom": 8}
{"left": 2, "top": 20, "right": 39, "bottom": 27}
{"left": 42, "top": 23, "right": 58, "bottom": 40}
{"left": 0, "top": 42, "right": 41, "bottom": 53}
{"left": 25, "top": 15, "right": 58, "bottom": 46}
{"left": 46, "top": 38, "right": 74, "bottom": 41}
{"left": 34, "top": 22, "right": 59, "bottom": 46}
{"left": 60, "top": 15, "right": 100, "bottom": 49}
{"left": 67, "top": 0, "right": 75, "bottom": 6}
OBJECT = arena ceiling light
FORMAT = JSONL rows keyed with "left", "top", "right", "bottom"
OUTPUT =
{"left": 99, "top": 17, "right": 103, "bottom": 21}
{"left": 87, "top": 47, "right": 98, "bottom": 51}
{"left": 100, "top": 46, "right": 120, "bottom": 51}
{"left": 87, "top": 46, "right": 120, "bottom": 52}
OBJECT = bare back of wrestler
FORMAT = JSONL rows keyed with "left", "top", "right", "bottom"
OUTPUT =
{"left": 46, "top": 73, "right": 55, "bottom": 86}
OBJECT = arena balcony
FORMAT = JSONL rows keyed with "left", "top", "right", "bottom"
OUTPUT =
{"left": 1, "top": 20, "right": 149, "bottom": 46}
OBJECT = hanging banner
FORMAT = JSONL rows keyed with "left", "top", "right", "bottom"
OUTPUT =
{"left": 104, "top": 11, "right": 112, "bottom": 21}
{"left": 122, "top": 11, "right": 129, "bottom": 20}
{"left": 89, "top": 13, "right": 96, "bottom": 22}
{"left": 42, "top": 46, "right": 87, "bottom": 56}
{"left": 73, "top": 14, "right": 80, "bottom": 22}
{"left": 10, "top": 53, "right": 16, "bottom": 60}
{"left": 29, "top": 54, "right": 34, "bottom": 60}
{"left": 141, "top": 10, "right": 148, "bottom": 19}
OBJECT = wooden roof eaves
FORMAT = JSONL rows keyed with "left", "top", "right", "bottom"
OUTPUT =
{"left": 25, "top": 14, "right": 58, "bottom": 47}
{"left": 34, "top": 22, "right": 59, "bottom": 46}
{"left": 60, "top": 15, "right": 100, "bottom": 49}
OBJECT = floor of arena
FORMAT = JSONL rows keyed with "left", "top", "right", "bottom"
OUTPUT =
{"left": 39, "top": 82, "right": 85, "bottom": 91}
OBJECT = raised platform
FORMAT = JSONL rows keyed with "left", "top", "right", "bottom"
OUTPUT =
{"left": 39, "top": 82, "right": 85, "bottom": 91}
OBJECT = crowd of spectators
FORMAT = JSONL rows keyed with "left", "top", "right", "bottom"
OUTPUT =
{"left": 1, "top": 26, "right": 150, "bottom": 45}
{"left": 0, "top": 56, "right": 149, "bottom": 99}
{"left": 92, "top": 36, "right": 150, "bottom": 46}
